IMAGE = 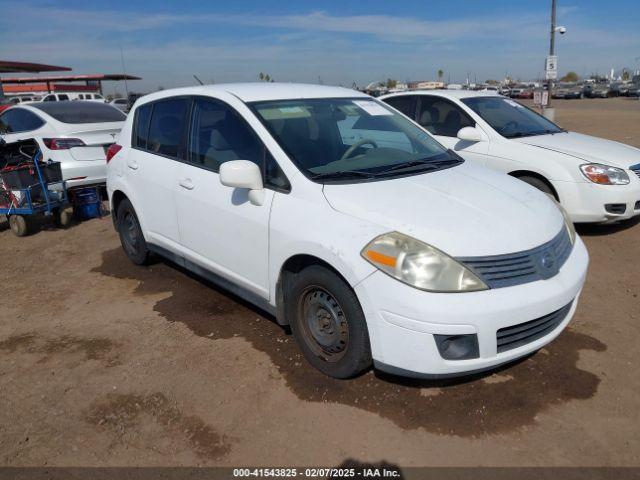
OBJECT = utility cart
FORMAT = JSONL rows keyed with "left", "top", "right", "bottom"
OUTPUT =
{"left": 0, "top": 138, "right": 71, "bottom": 237}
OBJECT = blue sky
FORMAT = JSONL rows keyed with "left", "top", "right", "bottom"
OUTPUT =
{"left": 1, "top": 0, "right": 639, "bottom": 93}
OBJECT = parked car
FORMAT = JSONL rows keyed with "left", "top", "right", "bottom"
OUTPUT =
{"left": 0, "top": 102, "right": 126, "bottom": 189}
{"left": 107, "top": 83, "right": 588, "bottom": 379}
{"left": 126, "top": 92, "right": 145, "bottom": 112}
{"left": 381, "top": 90, "right": 640, "bottom": 223}
{"left": 553, "top": 83, "right": 584, "bottom": 99}
{"left": 109, "top": 98, "right": 129, "bottom": 112}
{"left": 627, "top": 84, "right": 640, "bottom": 97}
{"left": 515, "top": 88, "right": 534, "bottom": 99}
{"left": 41, "top": 92, "right": 106, "bottom": 103}
{"left": 0, "top": 95, "right": 42, "bottom": 114}
{"left": 584, "top": 84, "right": 613, "bottom": 98}
{"left": 5, "top": 95, "right": 43, "bottom": 105}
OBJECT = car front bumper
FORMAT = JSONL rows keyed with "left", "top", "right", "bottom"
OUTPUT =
{"left": 554, "top": 178, "right": 640, "bottom": 223}
{"left": 354, "top": 236, "right": 589, "bottom": 377}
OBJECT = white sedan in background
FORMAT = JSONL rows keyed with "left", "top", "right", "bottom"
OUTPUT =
{"left": 381, "top": 90, "right": 640, "bottom": 223}
{"left": 0, "top": 101, "right": 126, "bottom": 188}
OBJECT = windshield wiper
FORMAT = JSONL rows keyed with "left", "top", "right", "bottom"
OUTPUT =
{"left": 379, "top": 157, "right": 461, "bottom": 174}
{"left": 308, "top": 170, "right": 379, "bottom": 181}
{"left": 506, "top": 129, "right": 565, "bottom": 139}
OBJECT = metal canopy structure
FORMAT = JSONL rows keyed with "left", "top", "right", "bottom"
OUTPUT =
{"left": 1, "top": 74, "right": 140, "bottom": 83}
{"left": 0, "top": 60, "right": 72, "bottom": 74}
{"left": 1, "top": 73, "right": 141, "bottom": 96}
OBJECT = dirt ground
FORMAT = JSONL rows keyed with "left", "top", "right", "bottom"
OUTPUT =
{"left": 0, "top": 98, "right": 639, "bottom": 468}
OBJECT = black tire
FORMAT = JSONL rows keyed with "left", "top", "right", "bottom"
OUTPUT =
{"left": 52, "top": 208, "right": 73, "bottom": 228}
{"left": 116, "top": 198, "right": 151, "bottom": 265}
{"left": 517, "top": 175, "right": 556, "bottom": 199}
{"left": 9, "top": 215, "right": 30, "bottom": 237}
{"left": 286, "top": 265, "right": 372, "bottom": 379}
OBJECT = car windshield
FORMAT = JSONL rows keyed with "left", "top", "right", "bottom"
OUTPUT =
{"left": 250, "top": 97, "right": 460, "bottom": 182}
{"left": 462, "top": 96, "right": 564, "bottom": 139}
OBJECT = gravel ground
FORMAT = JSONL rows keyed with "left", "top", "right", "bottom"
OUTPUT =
{"left": 0, "top": 98, "right": 638, "bottom": 467}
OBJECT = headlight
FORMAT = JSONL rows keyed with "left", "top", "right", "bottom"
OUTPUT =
{"left": 580, "top": 163, "right": 629, "bottom": 185}
{"left": 361, "top": 232, "right": 488, "bottom": 292}
{"left": 554, "top": 200, "right": 576, "bottom": 245}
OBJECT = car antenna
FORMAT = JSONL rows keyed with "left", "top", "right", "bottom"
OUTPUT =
{"left": 193, "top": 75, "right": 204, "bottom": 86}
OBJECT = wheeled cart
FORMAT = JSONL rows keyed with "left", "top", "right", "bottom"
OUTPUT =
{"left": 0, "top": 139, "right": 70, "bottom": 237}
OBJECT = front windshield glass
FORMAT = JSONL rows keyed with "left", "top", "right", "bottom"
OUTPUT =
{"left": 251, "top": 97, "right": 460, "bottom": 182}
{"left": 462, "top": 96, "right": 563, "bottom": 139}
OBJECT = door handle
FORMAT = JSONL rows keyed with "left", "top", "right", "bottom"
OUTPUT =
{"left": 126, "top": 161, "right": 138, "bottom": 170}
{"left": 179, "top": 178, "right": 195, "bottom": 190}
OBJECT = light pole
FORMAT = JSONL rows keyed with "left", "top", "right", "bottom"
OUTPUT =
{"left": 544, "top": 0, "right": 566, "bottom": 120}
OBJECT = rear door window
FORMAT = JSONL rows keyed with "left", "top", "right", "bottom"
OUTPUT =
{"left": 58, "top": 94, "right": 69, "bottom": 101}
{"left": 133, "top": 103, "right": 152, "bottom": 150}
{"left": 383, "top": 95, "right": 417, "bottom": 119}
{"left": 416, "top": 96, "right": 474, "bottom": 137}
{"left": 146, "top": 97, "right": 189, "bottom": 159}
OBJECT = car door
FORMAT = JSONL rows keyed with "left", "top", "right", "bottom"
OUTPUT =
{"left": 125, "top": 97, "right": 187, "bottom": 249}
{"left": 174, "top": 96, "right": 288, "bottom": 298}
{"left": 414, "top": 96, "right": 489, "bottom": 165}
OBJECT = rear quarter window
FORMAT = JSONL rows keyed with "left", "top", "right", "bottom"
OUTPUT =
{"left": 133, "top": 103, "right": 152, "bottom": 150}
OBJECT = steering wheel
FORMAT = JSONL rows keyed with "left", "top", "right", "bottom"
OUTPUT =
{"left": 341, "top": 138, "right": 378, "bottom": 160}
{"left": 503, "top": 120, "right": 519, "bottom": 132}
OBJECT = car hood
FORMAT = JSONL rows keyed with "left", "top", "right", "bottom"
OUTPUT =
{"left": 322, "top": 162, "right": 564, "bottom": 257}
{"left": 512, "top": 132, "right": 640, "bottom": 169}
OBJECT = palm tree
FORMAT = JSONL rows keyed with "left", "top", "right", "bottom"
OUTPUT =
{"left": 437, "top": 69, "right": 444, "bottom": 81}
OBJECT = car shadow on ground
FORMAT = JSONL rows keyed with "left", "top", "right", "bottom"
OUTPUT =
{"left": 576, "top": 217, "right": 640, "bottom": 236}
{"left": 94, "top": 247, "right": 607, "bottom": 437}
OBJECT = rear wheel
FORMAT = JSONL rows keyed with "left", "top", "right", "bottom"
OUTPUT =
{"left": 52, "top": 208, "right": 73, "bottom": 228}
{"left": 286, "top": 265, "right": 372, "bottom": 379}
{"left": 9, "top": 215, "right": 30, "bottom": 237}
{"left": 116, "top": 199, "right": 151, "bottom": 265}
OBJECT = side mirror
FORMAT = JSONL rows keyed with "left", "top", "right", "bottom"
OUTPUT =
{"left": 457, "top": 126, "right": 485, "bottom": 143}
{"left": 219, "top": 160, "right": 265, "bottom": 206}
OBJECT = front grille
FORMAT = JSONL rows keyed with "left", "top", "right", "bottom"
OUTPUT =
{"left": 631, "top": 164, "right": 640, "bottom": 179}
{"left": 496, "top": 301, "right": 573, "bottom": 353}
{"left": 457, "top": 227, "right": 572, "bottom": 289}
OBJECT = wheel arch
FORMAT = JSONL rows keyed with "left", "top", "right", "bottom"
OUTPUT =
{"left": 508, "top": 170, "right": 560, "bottom": 201}
{"left": 110, "top": 189, "right": 129, "bottom": 220}
{"left": 275, "top": 254, "right": 355, "bottom": 326}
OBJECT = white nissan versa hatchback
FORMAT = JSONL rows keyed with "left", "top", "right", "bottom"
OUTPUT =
{"left": 106, "top": 83, "right": 589, "bottom": 379}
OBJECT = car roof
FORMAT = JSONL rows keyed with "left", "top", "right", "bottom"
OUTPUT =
{"left": 137, "top": 82, "right": 369, "bottom": 104}
{"left": 383, "top": 89, "right": 502, "bottom": 101}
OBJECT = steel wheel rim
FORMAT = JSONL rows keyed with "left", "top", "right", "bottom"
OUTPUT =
{"left": 298, "top": 286, "right": 349, "bottom": 363}
{"left": 122, "top": 212, "right": 140, "bottom": 256}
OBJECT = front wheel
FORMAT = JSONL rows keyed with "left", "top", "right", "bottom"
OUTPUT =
{"left": 9, "top": 215, "right": 30, "bottom": 237}
{"left": 286, "top": 265, "right": 372, "bottom": 379}
{"left": 116, "top": 199, "right": 152, "bottom": 265}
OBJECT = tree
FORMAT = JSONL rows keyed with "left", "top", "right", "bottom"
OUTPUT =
{"left": 560, "top": 71, "right": 579, "bottom": 82}
{"left": 386, "top": 78, "right": 397, "bottom": 89}
{"left": 622, "top": 69, "right": 630, "bottom": 81}
{"left": 485, "top": 79, "right": 500, "bottom": 85}
{"left": 258, "top": 72, "right": 274, "bottom": 82}
{"left": 437, "top": 69, "right": 444, "bottom": 81}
